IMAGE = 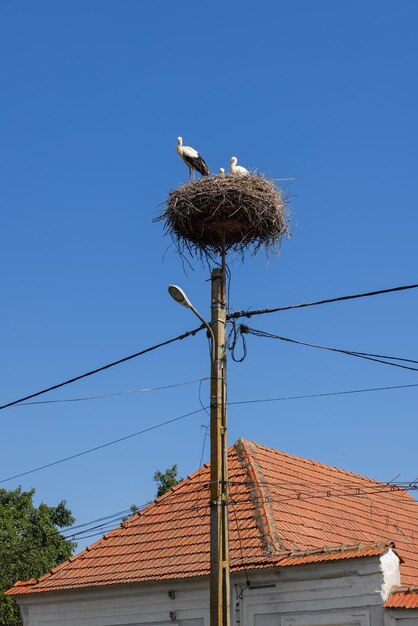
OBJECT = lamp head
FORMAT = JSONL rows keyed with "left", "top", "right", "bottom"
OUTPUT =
{"left": 168, "top": 284, "right": 193, "bottom": 309}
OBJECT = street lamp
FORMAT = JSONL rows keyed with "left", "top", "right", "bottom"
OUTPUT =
{"left": 168, "top": 284, "right": 215, "bottom": 361}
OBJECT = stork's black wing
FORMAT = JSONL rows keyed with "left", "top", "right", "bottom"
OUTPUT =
{"left": 183, "top": 153, "right": 210, "bottom": 176}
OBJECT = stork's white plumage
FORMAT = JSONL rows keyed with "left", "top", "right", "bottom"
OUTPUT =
{"left": 219, "top": 167, "right": 225, "bottom": 175}
{"left": 230, "top": 156, "right": 249, "bottom": 176}
{"left": 177, "top": 137, "right": 210, "bottom": 180}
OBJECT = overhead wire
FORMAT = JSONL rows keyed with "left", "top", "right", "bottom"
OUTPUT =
{"left": 63, "top": 508, "right": 135, "bottom": 533}
{"left": 0, "top": 325, "right": 204, "bottom": 411}
{"left": 228, "top": 478, "right": 418, "bottom": 489}
{"left": 227, "top": 282, "right": 418, "bottom": 321}
{"left": 9, "top": 280, "right": 418, "bottom": 555}
{"left": 228, "top": 382, "right": 418, "bottom": 406}
{"left": 228, "top": 483, "right": 418, "bottom": 507}
{"left": 63, "top": 476, "right": 416, "bottom": 540}
{"left": 2, "top": 381, "right": 418, "bottom": 484}
{"left": 228, "top": 320, "right": 248, "bottom": 362}
{"left": 244, "top": 326, "right": 418, "bottom": 372}
{"left": 195, "top": 424, "right": 210, "bottom": 518}
{"left": 229, "top": 495, "right": 251, "bottom": 588}
{"left": 0, "top": 406, "right": 208, "bottom": 484}
{"left": 61, "top": 479, "right": 418, "bottom": 544}
{"left": 14, "top": 377, "right": 209, "bottom": 407}
{"left": 63, "top": 487, "right": 209, "bottom": 540}
{"left": 2, "top": 281, "right": 417, "bottom": 412}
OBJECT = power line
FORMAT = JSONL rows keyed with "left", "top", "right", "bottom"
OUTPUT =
{"left": 13, "top": 375, "right": 418, "bottom": 411}
{"left": 2, "top": 379, "right": 417, "bottom": 486}
{"left": 228, "top": 382, "right": 418, "bottom": 406}
{"left": 62, "top": 486, "right": 210, "bottom": 540}
{"left": 0, "top": 325, "right": 204, "bottom": 411}
{"left": 69, "top": 475, "right": 418, "bottom": 524}
{"left": 0, "top": 407, "right": 207, "bottom": 484}
{"left": 228, "top": 282, "right": 418, "bottom": 321}
{"left": 14, "top": 377, "right": 209, "bottom": 407}
{"left": 63, "top": 484, "right": 210, "bottom": 536}
{"left": 63, "top": 481, "right": 418, "bottom": 543}
{"left": 62, "top": 508, "right": 136, "bottom": 533}
{"left": 2, "top": 282, "right": 416, "bottom": 412}
{"left": 229, "top": 483, "right": 418, "bottom": 507}
{"left": 244, "top": 327, "right": 418, "bottom": 372}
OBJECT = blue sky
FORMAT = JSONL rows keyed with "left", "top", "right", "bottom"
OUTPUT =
{"left": 1, "top": 0, "right": 417, "bottom": 547}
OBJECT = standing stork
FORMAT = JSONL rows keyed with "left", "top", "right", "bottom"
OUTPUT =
{"left": 176, "top": 137, "right": 210, "bottom": 180}
{"left": 230, "top": 156, "right": 249, "bottom": 176}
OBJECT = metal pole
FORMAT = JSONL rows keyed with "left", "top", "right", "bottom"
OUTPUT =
{"left": 210, "top": 266, "right": 230, "bottom": 626}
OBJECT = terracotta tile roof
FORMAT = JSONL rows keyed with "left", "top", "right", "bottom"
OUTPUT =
{"left": 384, "top": 587, "right": 418, "bottom": 608}
{"left": 239, "top": 440, "right": 418, "bottom": 584}
{"left": 7, "top": 439, "right": 418, "bottom": 596}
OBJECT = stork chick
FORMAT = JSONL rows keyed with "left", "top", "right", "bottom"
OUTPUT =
{"left": 176, "top": 137, "right": 210, "bottom": 180}
{"left": 230, "top": 156, "right": 249, "bottom": 176}
{"left": 219, "top": 168, "right": 225, "bottom": 175}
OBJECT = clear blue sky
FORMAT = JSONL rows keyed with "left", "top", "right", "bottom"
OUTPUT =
{"left": 1, "top": 1, "right": 417, "bottom": 548}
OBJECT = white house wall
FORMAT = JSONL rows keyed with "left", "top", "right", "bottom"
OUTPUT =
{"left": 384, "top": 612, "right": 418, "bottom": 626}
{"left": 15, "top": 557, "right": 417, "bottom": 626}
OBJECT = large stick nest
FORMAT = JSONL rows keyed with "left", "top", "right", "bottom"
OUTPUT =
{"left": 158, "top": 173, "right": 290, "bottom": 258}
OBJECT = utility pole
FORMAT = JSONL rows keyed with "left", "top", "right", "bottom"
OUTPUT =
{"left": 210, "top": 266, "right": 230, "bottom": 626}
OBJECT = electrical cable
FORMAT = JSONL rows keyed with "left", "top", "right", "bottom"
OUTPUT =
{"left": 228, "top": 320, "right": 248, "bottom": 363}
{"left": 229, "top": 491, "right": 251, "bottom": 588}
{"left": 15, "top": 375, "right": 418, "bottom": 412}
{"left": 0, "top": 326, "right": 204, "bottom": 411}
{"left": 229, "top": 483, "right": 418, "bottom": 507}
{"left": 14, "top": 377, "right": 209, "bottom": 407}
{"left": 228, "top": 282, "right": 418, "bottom": 321}
{"left": 0, "top": 407, "right": 207, "bottom": 484}
{"left": 194, "top": 418, "right": 210, "bottom": 518}
{"left": 199, "top": 425, "right": 209, "bottom": 467}
{"left": 244, "top": 326, "right": 418, "bottom": 372}
{"left": 63, "top": 488, "right": 208, "bottom": 540}
{"left": 62, "top": 481, "right": 418, "bottom": 544}
{"left": 65, "top": 509, "right": 133, "bottom": 532}
{"left": 198, "top": 378, "right": 210, "bottom": 417}
{"left": 2, "top": 381, "right": 418, "bottom": 484}
{"left": 228, "top": 382, "right": 418, "bottom": 407}
{"left": 228, "top": 479, "right": 418, "bottom": 489}
{"left": 2, "top": 281, "right": 416, "bottom": 411}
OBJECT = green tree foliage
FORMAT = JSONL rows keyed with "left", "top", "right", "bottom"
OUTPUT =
{"left": 154, "top": 464, "right": 182, "bottom": 497}
{"left": 0, "top": 487, "right": 75, "bottom": 626}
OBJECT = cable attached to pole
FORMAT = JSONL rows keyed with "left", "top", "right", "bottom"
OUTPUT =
{"left": 244, "top": 326, "right": 418, "bottom": 372}
{"left": 0, "top": 326, "right": 204, "bottom": 411}
{"left": 228, "top": 282, "right": 418, "bottom": 321}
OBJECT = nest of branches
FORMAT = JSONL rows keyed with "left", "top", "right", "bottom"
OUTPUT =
{"left": 158, "top": 173, "right": 290, "bottom": 258}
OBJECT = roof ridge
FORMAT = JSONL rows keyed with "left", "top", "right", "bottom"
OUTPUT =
{"left": 281, "top": 540, "right": 395, "bottom": 559}
{"left": 235, "top": 438, "right": 284, "bottom": 556}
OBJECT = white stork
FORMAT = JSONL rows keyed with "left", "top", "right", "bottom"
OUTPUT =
{"left": 219, "top": 167, "right": 225, "bottom": 175}
{"left": 176, "top": 137, "right": 210, "bottom": 180}
{"left": 230, "top": 156, "right": 249, "bottom": 176}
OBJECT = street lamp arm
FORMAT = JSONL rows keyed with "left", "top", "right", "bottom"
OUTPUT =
{"left": 188, "top": 304, "right": 216, "bottom": 361}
